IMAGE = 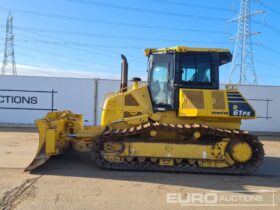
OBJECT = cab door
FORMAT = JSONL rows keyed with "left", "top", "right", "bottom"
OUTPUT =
{"left": 148, "top": 54, "right": 175, "bottom": 111}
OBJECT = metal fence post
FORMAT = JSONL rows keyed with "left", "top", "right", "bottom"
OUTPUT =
{"left": 93, "top": 79, "right": 99, "bottom": 126}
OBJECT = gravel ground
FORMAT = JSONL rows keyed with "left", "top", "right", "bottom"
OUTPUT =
{"left": 0, "top": 128, "right": 279, "bottom": 210}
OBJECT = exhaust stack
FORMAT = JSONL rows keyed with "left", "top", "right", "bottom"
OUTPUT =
{"left": 120, "top": 54, "right": 128, "bottom": 92}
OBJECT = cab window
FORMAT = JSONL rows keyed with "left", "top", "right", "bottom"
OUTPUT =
{"left": 181, "top": 54, "right": 211, "bottom": 83}
{"left": 148, "top": 54, "right": 174, "bottom": 110}
{"left": 150, "top": 62, "right": 173, "bottom": 107}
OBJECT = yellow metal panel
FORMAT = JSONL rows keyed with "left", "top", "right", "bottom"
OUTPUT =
{"left": 145, "top": 46, "right": 230, "bottom": 56}
{"left": 179, "top": 89, "right": 230, "bottom": 118}
{"left": 75, "top": 126, "right": 105, "bottom": 138}
{"left": 179, "top": 89, "right": 208, "bottom": 117}
{"left": 45, "top": 129, "right": 56, "bottom": 154}
{"left": 122, "top": 142, "right": 228, "bottom": 160}
{"left": 159, "top": 159, "right": 174, "bottom": 166}
{"left": 101, "top": 85, "right": 153, "bottom": 126}
{"left": 181, "top": 90, "right": 204, "bottom": 109}
{"left": 153, "top": 111, "right": 241, "bottom": 130}
{"left": 225, "top": 89, "right": 256, "bottom": 119}
{"left": 212, "top": 91, "right": 226, "bottom": 110}
{"left": 35, "top": 119, "right": 48, "bottom": 154}
{"left": 124, "top": 94, "right": 139, "bottom": 106}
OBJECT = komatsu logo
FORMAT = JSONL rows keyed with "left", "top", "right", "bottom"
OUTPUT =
{"left": 212, "top": 111, "right": 229, "bottom": 115}
{"left": 0, "top": 95, "right": 38, "bottom": 104}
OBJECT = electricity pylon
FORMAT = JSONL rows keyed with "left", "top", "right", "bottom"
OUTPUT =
{"left": 1, "top": 12, "right": 17, "bottom": 76}
{"left": 228, "top": 0, "right": 264, "bottom": 85}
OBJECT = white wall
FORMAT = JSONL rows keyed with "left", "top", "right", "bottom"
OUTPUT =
{"left": 0, "top": 75, "right": 279, "bottom": 132}
{"left": 0, "top": 75, "right": 95, "bottom": 125}
{"left": 235, "top": 85, "right": 280, "bottom": 132}
{"left": 220, "top": 84, "right": 280, "bottom": 132}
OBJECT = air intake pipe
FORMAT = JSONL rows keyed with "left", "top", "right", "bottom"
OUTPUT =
{"left": 120, "top": 54, "right": 128, "bottom": 93}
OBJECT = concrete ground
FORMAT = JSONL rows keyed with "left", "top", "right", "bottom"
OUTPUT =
{"left": 0, "top": 127, "right": 279, "bottom": 210}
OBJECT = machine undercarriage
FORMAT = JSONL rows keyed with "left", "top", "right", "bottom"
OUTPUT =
{"left": 93, "top": 122, "right": 264, "bottom": 174}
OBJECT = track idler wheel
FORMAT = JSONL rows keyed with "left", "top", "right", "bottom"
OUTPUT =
{"left": 227, "top": 140, "right": 253, "bottom": 163}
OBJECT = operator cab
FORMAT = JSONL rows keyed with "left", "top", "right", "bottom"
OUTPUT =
{"left": 145, "top": 46, "right": 232, "bottom": 111}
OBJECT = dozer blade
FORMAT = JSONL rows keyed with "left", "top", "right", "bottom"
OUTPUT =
{"left": 25, "top": 119, "right": 53, "bottom": 171}
{"left": 25, "top": 111, "right": 105, "bottom": 171}
{"left": 24, "top": 145, "right": 50, "bottom": 171}
{"left": 25, "top": 111, "right": 84, "bottom": 171}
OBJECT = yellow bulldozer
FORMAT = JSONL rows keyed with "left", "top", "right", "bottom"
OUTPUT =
{"left": 26, "top": 46, "right": 264, "bottom": 174}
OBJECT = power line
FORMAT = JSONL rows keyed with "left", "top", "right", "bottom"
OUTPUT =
{"left": 17, "top": 37, "right": 229, "bottom": 48}
{"left": 15, "top": 51, "right": 120, "bottom": 73}
{"left": 14, "top": 30, "right": 149, "bottom": 73}
{"left": 14, "top": 35, "right": 147, "bottom": 74}
{"left": 255, "top": 57, "right": 280, "bottom": 70}
{"left": 15, "top": 45, "right": 119, "bottom": 69}
{"left": 15, "top": 34, "right": 146, "bottom": 71}
{"left": 7, "top": 24, "right": 229, "bottom": 37}
{"left": 147, "top": 0, "right": 236, "bottom": 13}
{"left": 256, "top": 43, "right": 280, "bottom": 55}
{"left": 15, "top": 44, "right": 148, "bottom": 74}
{"left": 258, "top": 1, "right": 280, "bottom": 16}
{"left": 253, "top": 20, "right": 280, "bottom": 35}
{"left": 64, "top": 0, "right": 226, "bottom": 22}
{"left": 15, "top": 38, "right": 143, "bottom": 49}
{"left": 15, "top": 37, "right": 230, "bottom": 51}
{"left": 3, "top": 24, "right": 229, "bottom": 44}
{"left": 15, "top": 29, "right": 146, "bottom": 64}
{"left": 0, "top": 7, "right": 227, "bottom": 35}
{"left": 10, "top": 25, "right": 230, "bottom": 48}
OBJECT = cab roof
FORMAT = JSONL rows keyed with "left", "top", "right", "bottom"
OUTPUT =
{"left": 144, "top": 46, "right": 231, "bottom": 56}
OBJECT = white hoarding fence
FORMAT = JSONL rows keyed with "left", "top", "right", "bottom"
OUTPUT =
{"left": 0, "top": 89, "right": 57, "bottom": 111}
{"left": 247, "top": 98, "right": 272, "bottom": 120}
{"left": 0, "top": 75, "right": 95, "bottom": 125}
{"left": 236, "top": 85, "right": 280, "bottom": 133}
